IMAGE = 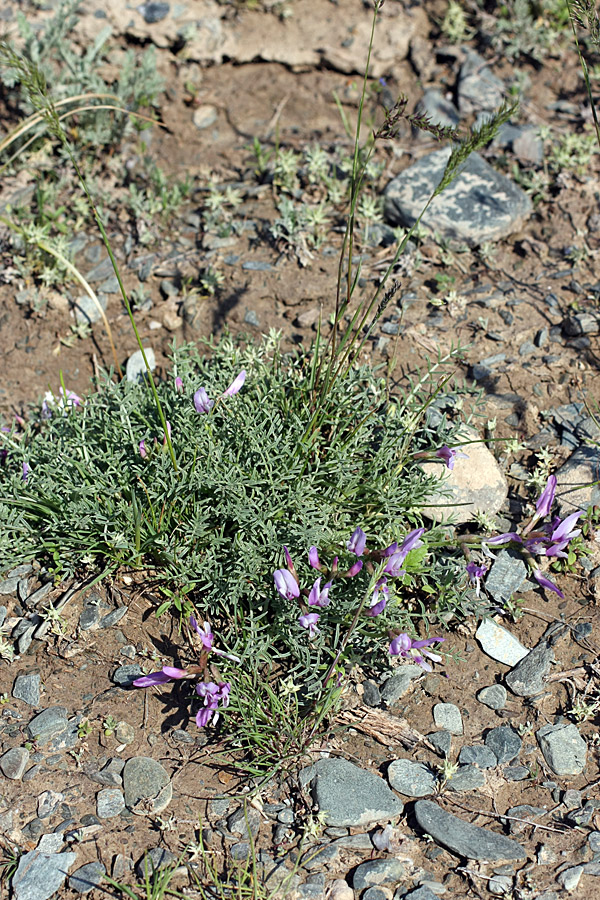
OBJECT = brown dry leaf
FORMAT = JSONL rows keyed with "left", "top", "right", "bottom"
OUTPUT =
{"left": 218, "top": 770, "right": 233, "bottom": 785}
{"left": 336, "top": 707, "right": 434, "bottom": 751}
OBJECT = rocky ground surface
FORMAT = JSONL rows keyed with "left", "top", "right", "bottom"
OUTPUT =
{"left": 2, "top": 0, "right": 600, "bottom": 898}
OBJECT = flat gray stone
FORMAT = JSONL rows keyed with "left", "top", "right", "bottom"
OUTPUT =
{"left": 446, "top": 765, "right": 486, "bottom": 792}
{"left": 458, "top": 745, "right": 497, "bottom": 769}
{"left": 352, "top": 858, "right": 407, "bottom": 890}
{"left": 505, "top": 642, "right": 554, "bottom": 696}
{"left": 13, "top": 672, "right": 41, "bottom": 707}
{"left": 73, "top": 293, "right": 108, "bottom": 325}
{"left": 458, "top": 51, "right": 505, "bottom": 115}
{"left": 37, "top": 790, "right": 63, "bottom": 819}
{"left": 415, "top": 88, "right": 460, "bottom": 130}
{"left": 380, "top": 666, "right": 423, "bottom": 705}
{"left": 135, "top": 847, "right": 176, "bottom": 877}
{"left": 27, "top": 707, "right": 68, "bottom": 744}
{"left": 387, "top": 759, "right": 437, "bottom": 797}
{"left": 484, "top": 551, "right": 528, "bottom": 604}
{"left": 536, "top": 723, "right": 587, "bottom": 775}
{"left": 427, "top": 730, "right": 452, "bottom": 758}
{"left": 303, "top": 758, "right": 404, "bottom": 827}
{"left": 227, "top": 806, "right": 261, "bottom": 839}
{"left": 384, "top": 148, "right": 531, "bottom": 248}
{"left": 97, "top": 789, "right": 125, "bottom": 819}
{"left": 476, "top": 620, "right": 529, "bottom": 666}
{"left": 554, "top": 447, "right": 600, "bottom": 516}
{"left": 69, "top": 861, "right": 105, "bottom": 894}
{"left": 13, "top": 835, "right": 77, "bottom": 900}
{"left": 485, "top": 726, "right": 522, "bottom": 764}
{"left": 413, "top": 800, "right": 526, "bottom": 861}
{"left": 433, "top": 703, "right": 463, "bottom": 735}
{"left": 0, "top": 747, "right": 30, "bottom": 780}
{"left": 403, "top": 889, "right": 440, "bottom": 900}
{"left": 126, "top": 348, "right": 156, "bottom": 383}
{"left": 99, "top": 607, "right": 128, "bottom": 628}
{"left": 477, "top": 685, "right": 507, "bottom": 710}
{"left": 112, "top": 664, "right": 144, "bottom": 686}
{"left": 123, "top": 756, "right": 172, "bottom": 814}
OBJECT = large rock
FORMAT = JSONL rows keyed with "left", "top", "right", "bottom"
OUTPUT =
{"left": 476, "top": 619, "right": 529, "bottom": 666}
{"left": 536, "top": 723, "right": 587, "bottom": 775}
{"left": 13, "top": 834, "right": 77, "bottom": 900}
{"left": 554, "top": 447, "right": 600, "bottom": 516}
{"left": 505, "top": 641, "right": 554, "bottom": 697}
{"left": 384, "top": 148, "right": 532, "bottom": 248}
{"left": 413, "top": 800, "right": 526, "bottom": 861}
{"left": 301, "top": 758, "right": 404, "bottom": 827}
{"left": 123, "top": 757, "right": 172, "bottom": 814}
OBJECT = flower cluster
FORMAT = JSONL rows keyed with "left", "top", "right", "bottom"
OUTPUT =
{"left": 133, "top": 616, "right": 238, "bottom": 727}
{"left": 41, "top": 387, "right": 82, "bottom": 419}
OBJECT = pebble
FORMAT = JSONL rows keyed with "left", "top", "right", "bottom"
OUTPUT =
{"left": 73, "top": 293, "right": 108, "bottom": 325}
{"left": 244, "top": 309, "right": 260, "bottom": 327}
{"left": 112, "top": 664, "right": 144, "bottom": 686}
{"left": 476, "top": 685, "right": 507, "bottom": 710}
{"left": 414, "top": 88, "right": 460, "bottom": 130}
{"left": 554, "top": 447, "right": 600, "bottom": 515}
{"left": 140, "top": 2, "right": 170, "bottom": 25}
{"left": 458, "top": 745, "right": 497, "bottom": 769}
{"left": 193, "top": 104, "right": 218, "bottom": 130}
{"left": 536, "top": 723, "right": 587, "bottom": 775}
{"left": 353, "top": 858, "right": 407, "bottom": 890}
{"left": 488, "top": 874, "right": 512, "bottom": 895}
{"left": 242, "top": 260, "right": 272, "bottom": 271}
{"left": 485, "top": 726, "right": 522, "bottom": 764}
{"left": 362, "top": 888, "right": 392, "bottom": 900}
{"left": 99, "top": 607, "right": 128, "bottom": 628}
{"left": 413, "top": 800, "right": 526, "bottom": 861}
{"left": 13, "top": 672, "right": 41, "bottom": 707}
{"left": 403, "top": 888, "right": 440, "bottom": 900}
{"left": 557, "top": 866, "right": 583, "bottom": 892}
{"left": 115, "top": 721, "right": 136, "bottom": 745}
{"left": 97, "top": 787, "right": 126, "bottom": 818}
{"left": 458, "top": 50, "right": 505, "bottom": 115}
{"left": 505, "top": 641, "right": 554, "bottom": 696}
{"left": 126, "top": 349, "right": 156, "bottom": 383}
{"left": 112, "top": 854, "right": 134, "bottom": 880}
{"left": 301, "top": 843, "right": 340, "bottom": 870}
{"left": 427, "top": 730, "right": 452, "bottom": 757}
{"left": 227, "top": 806, "right": 261, "bottom": 839}
{"left": 302, "top": 757, "right": 403, "bottom": 827}
{"left": 37, "top": 790, "right": 64, "bottom": 818}
{"left": 230, "top": 842, "right": 250, "bottom": 860}
{"left": 361, "top": 680, "right": 382, "bottom": 707}
{"left": 79, "top": 606, "right": 103, "bottom": 631}
{"left": 387, "top": 759, "right": 437, "bottom": 797}
{"left": 0, "top": 747, "right": 30, "bottom": 780}
{"left": 12, "top": 834, "right": 77, "bottom": 900}
{"left": 68, "top": 861, "right": 106, "bottom": 894}
{"left": 475, "top": 620, "right": 529, "bottom": 666}
{"left": 123, "top": 756, "right": 172, "bottom": 814}
{"left": 484, "top": 551, "right": 527, "bottom": 604}
{"left": 504, "top": 765, "right": 530, "bottom": 781}
{"left": 135, "top": 847, "right": 176, "bottom": 877}
{"left": 446, "top": 765, "right": 486, "bottom": 792}
{"left": 27, "top": 707, "right": 68, "bottom": 746}
{"left": 327, "top": 880, "right": 354, "bottom": 900}
{"left": 433, "top": 703, "right": 463, "bottom": 735}
{"left": 380, "top": 666, "right": 423, "bottom": 705}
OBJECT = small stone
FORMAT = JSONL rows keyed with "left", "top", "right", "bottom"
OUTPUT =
{"left": 69, "top": 861, "right": 105, "bottom": 894}
{"left": 277, "top": 808, "right": 295, "bottom": 825}
{"left": 73, "top": 292, "right": 108, "bottom": 325}
{"left": 126, "top": 348, "right": 156, "bottom": 383}
{"left": 0, "top": 747, "right": 30, "bottom": 780}
{"left": 13, "top": 672, "right": 41, "bottom": 707}
{"left": 171, "top": 728, "right": 194, "bottom": 743}
{"left": 99, "top": 607, "right": 128, "bottom": 628}
{"left": 38, "top": 790, "right": 64, "bottom": 818}
{"left": 484, "top": 551, "right": 528, "bottom": 604}
{"left": 123, "top": 757, "right": 172, "bottom": 814}
{"left": 230, "top": 842, "right": 250, "bottom": 860}
{"left": 557, "top": 866, "right": 583, "bottom": 893}
{"left": 244, "top": 309, "right": 260, "bottom": 327}
{"left": 504, "top": 766, "right": 529, "bottom": 782}
{"left": 135, "top": 847, "right": 176, "bottom": 878}
{"left": 352, "top": 858, "right": 407, "bottom": 890}
{"left": 362, "top": 888, "right": 392, "bottom": 900}
{"left": 403, "top": 888, "right": 440, "bottom": 900}
{"left": 112, "top": 664, "right": 144, "bottom": 686}
{"left": 555, "top": 447, "right": 600, "bottom": 515}
{"left": 12, "top": 836, "right": 77, "bottom": 900}
{"left": 112, "top": 855, "right": 134, "bottom": 880}
{"left": 302, "top": 757, "right": 403, "bottom": 827}
{"left": 242, "top": 260, "right": 272, "bottom": 271}
{"left": 476, "top": 620, "right": 529, "bottom": 666}
{"left": 380, "top": 666, "right": 423, "bottom": 705}
{"left": 537, "top": 843, "right": 558, "bottom": 864}
{"left": 505, "top": 641, "right": 554, "bottom": 696}
{"left": 414, "top": 88, "right": 460, "bottom": 130}
{"left": 301, "top": 843, "right": 340, "bottom": 870}
{"left": 476, "top": 685, "right": 507, "bottom": 710}
{"left": 458, "top": 745, "right": 497, "bottom": 769}
{"left": 227, "top": 806, "right": 261, "bottom": 839}
{"left": 192, "top": 104, "right": 218, "bottom": 130}
{"left": 427, "top": 730, "right": 452, "bottom": 758}
{"left": 446, "top": 765, "right": 486, "bottom": 792}
{"left": 27, "top": 707, "right": 68, "bottom": 744}
{"left": 79, "top": 606, "right": 102, "bottom": 631}
{"left": 388, "top": 759, "right": 437, "bottom": 797}
{"left": 458, "top": 51, "right": 505, "bottom": 115}
{"left": 485, "top": 726, "right": 522, "bottom": 765}
{"left": 536, "top": 723, "right": 587, "bottom": 775}
{"left": 362, "top": 680, "right": 382, "bottom": 707}
{"left": 115, "top": 721, "right": 135, "bottom": 745}
{"left": 294, "top": 308, "right": 320, "bottom": 328}
{"left": 413, "top": 800, "right": 526, "bottom": 861}
{"left": 488, "top": 874, "right": 512, "bottom": 895}
{"left": 433, "top": 703, "right": 463, "bottom": 735}
{"left": 140, "top": 2, "right": 170, "bottom": 24}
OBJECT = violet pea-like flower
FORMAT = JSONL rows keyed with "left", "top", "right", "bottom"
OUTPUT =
{"left": 195, "top": 680, "right": 231, "bottom": 727}
{"left": 347, "top": 527, "right": 367, "bottom": 557}
{"left": 367, "top": 577, "right": 389, "bottom": 617}
{"left": 389, "top": 633, "right": 445, "bottom": 672}
{"left": 194, "top": 387, "right": 214, "bottom": 414}
{"left": 189, "top": 615, "right": 241, "bottom": 663}
{"left": 133, "top": 666, "right": 190, "bottom": 687}
{"left": 222, "top": 370, "right": 246, "bottom": 398}
{"left": 274, "top": 568, "right": 300, "bottom": 600}
{"left": 487, "top": 532, "right": 523, "bottom": 546}
{"left": 299, "top": 612, "right": 320, "bottom": 638}
{"left": 466, "top": 560, "right": 487, "bottom": 598}
{"left": 545, "top": 511, "right": 582, "bottom": 558}
{"left": 347, "top": 558, "right": 363, "bottom": 577}
{"left": 308, "top": 546, "right": 321, "bottom": 570}
{"left": 384, "top": 527, "right": 425, "bottom": 576}
{"left": 22, "top": 461, "right": 30, "bottom": 481}
{"left": 139, "top": 440, "right": 147, "bottom": 459}
{"left": 435, "top": 445, "right": 468, "bottom": 470}
{"left": 533, "top": 568, "right": 564, "bottom": 599}
{"left": 536, "top": 474, "right": 557, "bottom": 518}
{"left": 308, "top": 577, "right": 332, "bottom": 608}
{"left": 175, "top": 376, "right": 184, "bottom": 393}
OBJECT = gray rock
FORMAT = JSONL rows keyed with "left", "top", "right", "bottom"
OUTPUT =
{"left": 384, "top": 148, "right": 531, "bottom": 248}
{"left": 380, "top": 666, "right": 423, "bottom": 705}
{"left": 427, "top": 730, "right": 452, "bottom": 757}
{"left": 27, "top": 707, "right": 68, "bottom": 744}
{"left": 485, "top": 726, "right": 522, "bottom": 764}
{"left": 97, "top": 789, "right": 125, "bottom": 818}
{"left": 123, "top": 756, "right": 172, "bottom": 814}
{"left": 99, "top": 606, "right": 128, "bottom": 628}
{"left": 242, "top": 260, "right": 272, "bottom": 271}
{"left": 13, "top": 672, "right": 41, "bottom": 707}
{"left": 484, "top": 551, "right": 528, "bottom": 604}
{"left": 504, "top": 766, "right": 529, "bottom": 781}
{"left": 504, "top": 805, "right": 547, "bottom": 834}
{"left": 301, "top": 843, "right": 340, "bottom": 870}
{"left": 111, "top": 855, "right": 134, "bottom": 880}
{"left": 0, "top": 747, "right": 30, "bottom": 780}
{"left": 588, "top": 832, "right": 600, "bottom": 852}
{"left": 140, "top": 2, "right": 170, "bottom": 25}
{"left": 403, "top": 889, "right": 440, "bottom": 900}
{"left": 45, "top": 719, "right": 80, "bottom": 753}
{"left": 78, "top": 606, "right": 102, "bottom": 631}
{"left": 488, "top": 874, "right": 512, "bottom": 895}
{"left": 387, "top": 759, "right": 437, "bottom": 797}
{"left": 446, "top": 765, "right": 486, "bottom": 792}
{"left": 230, "top": 842, "right": 250, "bottom": 860}
{"left": 126, "top": 348, "right": 156, "bottom": 383}
{"left": 557, "top": 866, "right": 583, "bottom": 892}
{"left": 433, "top": 703, "right": 463, "bottom": 735}
{"left": 227, "top": 806, "right": 261, "bottom": 839}
{"left": 73, "top": 293, "right": 108, "bottom": 326}
{"left": 458, "top": 745, "right": 497, "bottom": 769}
{"left": 361, "top": 889, "right": 392, "bottom": 900}
{"left": 0, "top": 604, "right": 6, "bottom": 626}
{"left": 536, "top": 723, "right": 587, "bottom": 775}
{"left": 505, "top": 641, "right": 554, "bottom": 696}
{"left": 512, "top": 128, "right": 543, "bottom": 165}
{"left": 362, "top": 680, "right": 382, "bottom": 707}
{"left": 458, "top": 51, "right": 505, "bottom": 115}
{"left": 563, "top": 312, "right": 600, "bottom": 336}
{"left": 37, "top": 790, "right": 63, "bottom": 819}
{"left": 85, "top": 257, "right": 113, "bottom": 283}
{"left": 115, "top": 721, "right": 135, "bottom": 745}
{"left": 244, "top": 309, "right": 260, "bottom": 327}
{"left": 69, "top": 861, "right": 105, "bottom": 894}
{"left": 476, "top": 620, "right": 529, "bottom": 666}
{"left": 413, "top": 800, "right": 526, "bottom": 861}
{"left": 302, "top": 757, "right": 404, "bottom": 827}
{"left": 13, "top": 834, "right": 78, "bottom": 900}
{"left": 135, "top": 847, "right": 176, "bottom": 878}
{"left": 554, "top": 447, "right": 600, "bottom": 515}
{"left": 415, "top": 89, "right": 460, "bottom": 130}
{"left": 353, "top": 858, "right": 407, "bottom": 890}
{"left": 476, "top": 685, "right": 507, "bottom": 710}
{"left": 419, "top": 426, "right": 508, "bottom": 524}
{"left": 112, "top": 664, "right": 144, "bottom": 686}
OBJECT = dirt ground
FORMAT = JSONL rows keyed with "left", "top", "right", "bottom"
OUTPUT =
{"left": 1, "top": 1, "right": 600, "bottom": 897}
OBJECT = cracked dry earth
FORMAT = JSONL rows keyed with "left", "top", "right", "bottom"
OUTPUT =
{"left": 2, "top": 0, "right": 600, "bottom": 898}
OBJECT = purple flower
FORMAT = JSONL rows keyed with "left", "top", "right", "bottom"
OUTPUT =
{"left": 60, "top": 387, "right": 82, "bottom": 408}
{"left": 284, "top": 546, "right": 294, "bottom": 570}
{"left": 367, "top": 577, "right": 389, "bottom": 617}
{"left": 536, "top": 475, "right": 557, "bottom": 518}
{"left": 190, "top": 615, "right": 214, "bottom": 651}
{"left": 435, "top": 445, "right": 467, "bottom": 470}
{"left": 381, "top": 542, "right": 398, "bottom": 557}
{"left": 389, "top": 633, "right": 445, "bottom": 672}
{"left": 487, "top": 532, "right": 523, "bottom": 546}
{"left": 222, "top": 370, "right": 246, "bottom": 398}
{"left": 175, "top": 376, "right": 184, "bottom": 393}
{"left": 274, "top": 568, "right": 300, "bottom": 600}
{"left": 194, "top": 388, "right": 214, "bottom": 414}
{"left": 139, "top": 440, "right": 147, "bottom": 458}
{"left": 545, "top": 511, "right": 581, "bottom": 557}
{"left": 347, "top": 527, "right": 367, "bottom": 556}
{"left": 466, "top": 561, "right": 488, "bottom": 597}
{"left": 22, "top": 461, "right": 30, "bottom": 481}
{"left": 299, "top": 612, "right": 320, "bottom": 637}
{"left": 162, "top": 421, "right": 172, "bottom": 444}
{"left": 133, "top": 666, "right": 190, "bottom": 687}
{"left": 533, "top": 568, "right": 564, "bottom": 599}
{"left": 347, "top": 559, "right": 364, "bottom": 577}
{"left": 308, "top": 577, "right": 332, "bottom": 608}
{"left": 384, "top": 527, "right": 425, "bottom": 576}
{"left": 308, "top": 546, "right": 321, "bottom": 569}
{"left": 195, "top": 680, "right": 231, "bottom": 727}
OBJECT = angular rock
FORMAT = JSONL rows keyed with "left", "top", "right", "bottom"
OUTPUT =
{"left": 427, "top": 730, "right": 452, "bottom": 758}
{"left": 458, "top": 745, "right": 497, "bottom": 769}
{"left": 505, "top": 642, "right": 554, "bottom": 696}
{"left": 384, "top": 148, "right": 531, "bottom": 248}
{"left": 419, "top": 427, "right": 508, "bottom": 524}
{"left": 13, "top": 835, "right": 77, "bottom": 900}
{"left": 97, "top": 789, "right": 125, "bottom": 819}
{"left": 135, "top": 847, "right": 176, "bottom": 878}
{"left": 403, "top": 888, "right": 440, "bottom": 900}
{"left": 413, "top": 800, "right": 526, "bottom": 860}
{"left": 0, "top": 747, "right": 30, "bottom": 780}
{"left": 554, "top": 447, "right": 600, "bottom": 515}
{"left": 27, "top": 707, "right": 68, "bottom": 744}
{"left": 126, "top": 348, "right": 156, "bottom": 383}
{"left": 458, "top": 51, "right": 505, "bottom": 115}
{"left": 37, "top": 790, "right": 63, "bottom": 819}
{"left": 414, "top": 89, "right": 460, "bottom": 130}
{"left": 302, "top": 758, "right": 403, "bottom": 827}
{"left": 112, "top": 664, "right": 144, "bottom": 686}
{"left": 485, "top": 726, "right": 522, "bottom": 764}
{"left": 352, "top": 858, "right": 407, "bottom": 890}
{"left": 123, "top": 756, "right": 172, "bottom": 814}
{"left": 484, "top": 551, "right": 528, "bottom": 604}
{"left": 477, "top": 685, "right": 507, "bottom": 710}
{"left": 476, "top": 619, "right": 529, "bottom": 666}
{"left": 387, "top": 759, "right": 437, "bottom": 797}
{"left": 446, "top": 765, "right": 486, "bottom": 792}
{"left": 99, "top": 606, "right": 128, "bottom": 628}
{"left": 13, "top": 672, "right": 41, "bottom": 707}
{"left": 227, "top": 806, "right": 261, "bottom": 839}
{"left": 433, "top": 703, "right": 463, "bottom": 735}
{"left": 380, "top": 665, "right": 423, "bottom": 705}
{"left": 536, "top": 723, "right": 587, "bottom": 775}
{"left": 69, "top": 861, "right": 105, "bottom": 894}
